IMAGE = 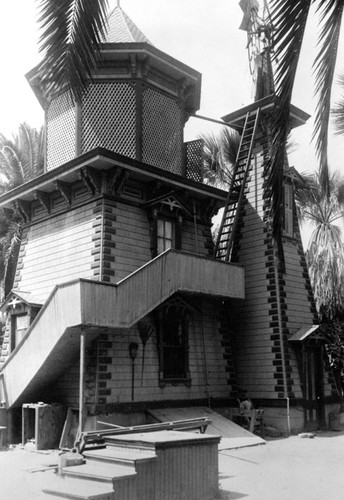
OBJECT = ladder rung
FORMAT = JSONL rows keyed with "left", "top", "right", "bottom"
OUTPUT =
{"left": 214, "top": 107, "right": 260, "bottom": 261}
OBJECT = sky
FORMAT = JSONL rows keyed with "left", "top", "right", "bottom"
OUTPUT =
{"left": 0, "top": 0, "right": 343, "bottom": 179}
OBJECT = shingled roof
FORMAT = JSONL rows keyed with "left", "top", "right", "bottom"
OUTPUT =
{"left": 102, "top": 3, "right": 152, "bottom": 44}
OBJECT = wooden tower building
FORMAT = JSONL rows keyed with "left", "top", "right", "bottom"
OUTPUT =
{"left": 0, "top": 3, "right": 338, "bottom": 441}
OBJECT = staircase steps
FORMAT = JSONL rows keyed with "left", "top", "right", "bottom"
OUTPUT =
{"left": 83, "top": 447, "right": 157, "bottom": 466}
{"left": 43, "top": 430, "right": 220, "bottom": 500}
{"left": 61, "top": 462, "right": 136, "bottom": 483}
{"left": 43, "top": 475, "right": 115, "bottom": 500}
{"left": 43, "top": 451, "right": 138, "bottom": 500}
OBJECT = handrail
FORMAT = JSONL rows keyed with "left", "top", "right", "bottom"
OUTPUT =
{"left": 75, "top": 416, "right": 212, "bottom": 453}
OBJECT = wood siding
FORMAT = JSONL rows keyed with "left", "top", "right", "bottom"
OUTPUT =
{"left": 55, "top": 298, "right": 234, "bottom": 408}
{"left": 15, "top": 202, "right": 99, "bottom": 301}
{"left": 229, "top": 137, "right": 323, "bottom": 402}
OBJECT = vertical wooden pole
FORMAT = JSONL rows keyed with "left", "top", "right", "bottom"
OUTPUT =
{"left": 78, "top": 330, "right": 85, "bottom": 439}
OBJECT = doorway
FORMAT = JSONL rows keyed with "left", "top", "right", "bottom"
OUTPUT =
{"left": 302, "top": 344, "right": 325, "bottom": 431}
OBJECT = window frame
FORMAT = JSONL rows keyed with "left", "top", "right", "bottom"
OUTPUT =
{"left": 155, "top": 302, "right": 191, "bottom": 388}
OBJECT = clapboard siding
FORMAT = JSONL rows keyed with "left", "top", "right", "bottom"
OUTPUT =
{"left": 54, "top": 299, "right": 234, "bottom": 407}
{"left": 111, "top": 202, "right": 151, "bottom": 282}
{"left": 15, "top": 202, "right": 99, "bottom": 300}
{"left": 230, "top": 147, "right": 288, "bottom": 399}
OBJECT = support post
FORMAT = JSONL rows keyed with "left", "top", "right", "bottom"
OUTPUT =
{"left": 78, "top": 330, "right": 86, "bottom": 439}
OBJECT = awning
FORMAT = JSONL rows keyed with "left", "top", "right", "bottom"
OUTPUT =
{"left": 288, "top": 325, "right": 319, "bottom": 343}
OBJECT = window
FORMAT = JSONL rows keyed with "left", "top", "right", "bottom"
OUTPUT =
{"left": 157, "top": 218, "right": 173, "bottom": 254}
{"left": 155, "top": 301, "right": 191, "bottom": 386}
{"left": 283, "top": 183, "right": 294, "bottom": 236}
{"left": 11, "top": 314, "right": 29, "bottom": 351}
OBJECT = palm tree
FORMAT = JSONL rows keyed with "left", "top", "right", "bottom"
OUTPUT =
{"left": 296, "top": 171, "right": 344, "bottom": 394}
{"left": 200, "top": 127, "right": 240, "bottom": 189}
{"left": 296, "top": 171, "right": 344, "bottom": 319}
{"left": 269, "top": 0, "right": 344, "bottom": 238}
{"left": 0, "top": 123, "right": 44, "bottom": 301}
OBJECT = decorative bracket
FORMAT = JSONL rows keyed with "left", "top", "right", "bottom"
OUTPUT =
{"left": 54, "top": 180, "right": 72, "bottom": 206}
{"left": 130, "top": 54, "right": 137, "bottom": 77}
{"left": 34, "top": 190, "right": 51, "bottom": 214}
{"left": 80, "top": 166, "right": 101, "bottom": 195}
{"left": 107, "top": 168, "right": 122, "bottom": 193}
{"left": 142, "top": 56, "right": 151, "bottom": 79}
{"left": 13, "top": 199, "right": 31, "bottom": 222}
{"left": 108, "top": 168, "right": 130, "bottom": 195}
{"left": 115, "top": 170, "right": 130, "bottom": 194}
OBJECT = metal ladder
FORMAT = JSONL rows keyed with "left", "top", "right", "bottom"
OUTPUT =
{"left": 214, "top": 109, "right": 260, "bottom": 261}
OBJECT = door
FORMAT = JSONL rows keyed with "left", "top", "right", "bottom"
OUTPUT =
{"left": 302, "top": 344, "right": 325, "bottom": 431}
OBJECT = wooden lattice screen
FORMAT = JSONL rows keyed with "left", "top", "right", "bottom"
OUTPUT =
{"left": 142, "top": 86, "right": 183, "bottom": 174}
{"left": 184, "top": 139, "right": 204, "bottom": 182}
{"left": 81, "top": 82, "right": 137, "bottom": 158}
{"left": 47, "top": 91, "right": 76, "bottom": 171}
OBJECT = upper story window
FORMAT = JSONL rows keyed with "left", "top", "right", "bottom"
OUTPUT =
{"left": 283, "top": 183, "right": 294, "bottom": 236}
{"left": 157, "top": 218, "right": 174, "bottom": 254}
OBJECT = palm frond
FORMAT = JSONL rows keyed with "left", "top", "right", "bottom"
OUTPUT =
{"left": 269, "top": 0, "right": 312, "bottom": 238}
{"left": 199, "top": 127, "right": 240, "bottom": 189}
{"left": 332, "top": 73, "right": 344, "bottom": 135}
{"left": 14, "top": 123, "right": 45, "bottom": 180}
{"left": 37, "top": 0, "right": 109, "bottom": 101}
{"left": 312, "top": 0, "right": 344, "bottom": 198}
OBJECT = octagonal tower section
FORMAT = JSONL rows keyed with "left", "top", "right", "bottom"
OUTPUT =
{"left": 26, "top": 5, "right": 201, "bottom": 177}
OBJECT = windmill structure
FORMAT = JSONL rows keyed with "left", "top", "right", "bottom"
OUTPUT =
{"left": 214, "top": 0, "right": 337, "bottom": 432}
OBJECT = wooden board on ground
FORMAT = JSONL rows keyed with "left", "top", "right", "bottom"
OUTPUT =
{"left": 148, "top": 407, "right": 265, "bottom": 450}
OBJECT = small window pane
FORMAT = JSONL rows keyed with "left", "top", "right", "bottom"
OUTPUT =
{"left": 157, "top": 219, "right": 164, "bottom": 237}
{"left": 165, "top": 221, "right": 172, "bottom": 239}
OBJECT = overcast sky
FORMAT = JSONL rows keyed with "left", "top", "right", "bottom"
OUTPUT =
{"left": 0, "top": 0, "right": 343, "bottom": 177}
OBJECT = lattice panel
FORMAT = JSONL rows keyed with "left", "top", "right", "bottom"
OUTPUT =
{"left": 184, "top": 139, "right": 204, "bottom": 182}
{"left": 47, "top": 92, "right": 76, "bottom": 171}
{"left": 142, "top": 87, "right": 182, "bottom": 173}
{"left": 81, "top": 82, "right": 136, "bottom": 157}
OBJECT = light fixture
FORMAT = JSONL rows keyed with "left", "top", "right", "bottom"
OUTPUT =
{"left": 129, "top": 342, "right": 139, "bottom": 361}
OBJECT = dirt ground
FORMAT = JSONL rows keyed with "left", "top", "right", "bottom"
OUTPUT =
{"left": 219, "top": 431, "right": 344, "bottom": 500}
{"left": 0, "top": 431, "right": 344, "bottom": 499}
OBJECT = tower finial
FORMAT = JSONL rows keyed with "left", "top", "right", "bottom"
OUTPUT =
{"left": 117, "top": 0, "right": 120, "bottom": 7}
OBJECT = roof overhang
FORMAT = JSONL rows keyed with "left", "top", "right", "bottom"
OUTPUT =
{"left": 221, "top": 94, "right": 310, "bottom": 132}
{"left": 26, "top": 42, "right": 202, "bottom": 113}
{"left": 0, "top": 147, "right": 227, "bottom": 211}
{"left": 288, "top": 325, "right": 320, "bottom": 343}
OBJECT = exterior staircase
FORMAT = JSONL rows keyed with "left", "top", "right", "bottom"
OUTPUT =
{"left": 214, "top": 109, "right": 260, "bottom": 261}
{"left": 43, "top": 430, "right": 220, "bottom": 500}
{"left": 1, "top": 250, "right": 244, "bottom": 409}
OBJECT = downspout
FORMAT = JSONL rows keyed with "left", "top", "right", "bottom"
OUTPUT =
{"left": 273, "top": 244, "right": 290, "bottom": 435}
